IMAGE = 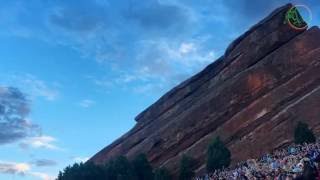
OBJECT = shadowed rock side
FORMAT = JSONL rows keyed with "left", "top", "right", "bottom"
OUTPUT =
{"left": 90, "top": 3, "right": 320, "bottom": 177}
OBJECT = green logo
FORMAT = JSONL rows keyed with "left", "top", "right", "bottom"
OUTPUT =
{"left": 285, "top": 6, "right": 308, "bottom": 30}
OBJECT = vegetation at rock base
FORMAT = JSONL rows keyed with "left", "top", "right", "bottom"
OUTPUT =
{"left": 179, "top": 155, "right": 195, "bottom": 180}
{"left": 57, "top": 122, "right": 317, "bottom": 180}
{"left": 106, "top": 156, "right": 135, "bottom": 180}
{"left": 132, "top": 153, "right": 154, "bottom": 180}
{"left": 57, "top": 154, "right": 173, "bottom": 180}
{"left": 57, "top": 162, "right": 105, "bottom": 180}
{"left": 206, "top": 136, "right": 231, "bottom": 173}
{"left": 294, "top": 121, "right": 316, "bottom": 144}
{"left": 154, "top": 167, "right": 172, "bottom": 180}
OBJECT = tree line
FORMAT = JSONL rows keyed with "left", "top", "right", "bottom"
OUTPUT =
{"left": 57, "top": 121, "right": 316, "bottom": 180}
{"left": 57, "top": 154, "right": 171, "bottom": 180}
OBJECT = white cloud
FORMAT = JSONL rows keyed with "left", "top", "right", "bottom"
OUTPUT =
{"left": 91, "top": 37, "right": 218, "bottom": 95}
{"left": 0, "top": 1, "right": 221, "bottom": 96}
{"left": 79, "top": 99, "right": 95, "bottom": 108}
{"left": 0, "top": 161, "right": 55, "bottom": 180}
{"left": 0, "top": 73, "right": 59, "bottom": 101}
{"left": 0, "top": 161, "right": 30, "bottom": 175}
{"left": 164, "top": 40, "right": 216, "bottom": 66}
{"left": 179, "top": 42, "right": 195, "bottom": 55}
{"left": 20, "top": 135, "right": 61, "bottom": 150}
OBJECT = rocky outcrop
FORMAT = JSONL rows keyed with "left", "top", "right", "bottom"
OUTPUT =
{"left": 90, "top": 4, "right": 320, "bottom": 177}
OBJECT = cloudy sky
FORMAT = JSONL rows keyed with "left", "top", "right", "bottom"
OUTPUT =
{"left": 0, "top": 0, "right": 319, "bottom": 179}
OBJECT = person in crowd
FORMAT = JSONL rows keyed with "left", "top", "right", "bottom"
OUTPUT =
{"left": 195, "top": 141, "right": 320, "bottom": 180}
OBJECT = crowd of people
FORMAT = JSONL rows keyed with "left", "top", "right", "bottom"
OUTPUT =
{"left": 195, "top": 141, "right": 320, "bottom": 180}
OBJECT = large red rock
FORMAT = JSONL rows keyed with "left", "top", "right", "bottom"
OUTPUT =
{"left": 90, "top": 3, "right": 320, "bottom": 177}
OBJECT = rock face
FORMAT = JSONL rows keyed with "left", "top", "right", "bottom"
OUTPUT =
{"left": 90, "top": 4, "right": 320, "bottom": 177}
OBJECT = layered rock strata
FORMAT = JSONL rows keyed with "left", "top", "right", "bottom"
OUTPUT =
{"left": 91, "top": 3, "right": 320, "bottom": 177}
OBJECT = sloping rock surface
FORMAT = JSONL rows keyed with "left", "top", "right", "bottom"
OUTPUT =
{"left": 90, "top": 3, "right": 320, "bottom": 177}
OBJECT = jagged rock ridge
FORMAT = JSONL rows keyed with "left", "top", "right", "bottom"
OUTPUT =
{"left": 90, "top": 4, "right": 320, "bottom": 177}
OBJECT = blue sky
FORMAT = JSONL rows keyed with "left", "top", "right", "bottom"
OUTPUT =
{"left": 0, "top": 0, "right": 319, "bottom": 179}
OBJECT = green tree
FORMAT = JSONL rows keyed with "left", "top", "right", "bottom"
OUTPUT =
{"left": 206, "top": 136, "right": 231, "bottom": 173}
{"left": 154, "top": 167, "right": 172, "bottom": 180}
{"left": 294, "top": 121, "right": 316, "bottom": 144}
{"left": 178, "top": 155, "right": 195, "bottom": 180}
{"left": 105, "top": 160, "right": 117, "bottom": 180}
{"left": 110, "top": 156, "right": 136, "bottom": 180}
{"left": 56, "top": 162, "right": 105, "bottom": 180}
{"left": 81, "top": 162, "right": 106, "bottom": 180}
{"left": 132, "top": 154, "right": 153, "bottom": 180}
{"left": 57, "top": 171, "right": 63, "bottom": 180}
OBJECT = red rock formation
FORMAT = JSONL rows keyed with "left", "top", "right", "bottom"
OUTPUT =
{"left": 90, "top": 3, "right": 320, "bottom": 177}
